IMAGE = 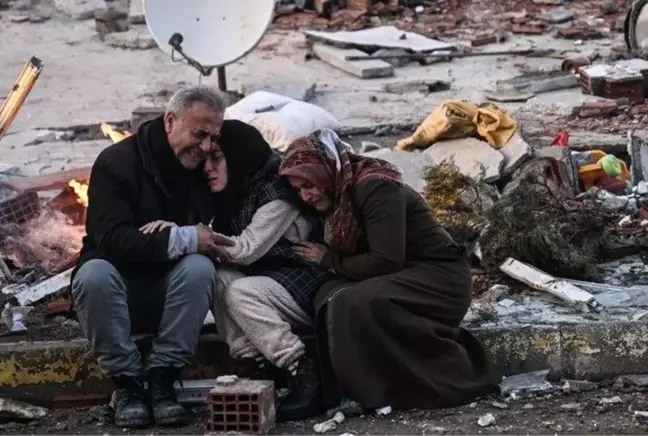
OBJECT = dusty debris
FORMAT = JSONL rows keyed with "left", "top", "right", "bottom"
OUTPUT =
{"left": 313, "top": 411, "right": 345, "bottom": 433}
{"left": 599, "top": 396, "right": 623, "bottom": 404}
{"left": 480, "top": 160, "right": 615, "bottom": 279}
{"left": 1, "top": 304, "right": 32, "bottom": 332}
{"left": 215, "top": 375, "right": 239, "bottom": 385}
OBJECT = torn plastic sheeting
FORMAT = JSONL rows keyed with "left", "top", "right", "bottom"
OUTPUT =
{"left": 499, "top": 369, "right": 554, "bottom": 395}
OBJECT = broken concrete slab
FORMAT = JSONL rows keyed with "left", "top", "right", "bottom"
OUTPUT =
{"left": 127, "top": 0, "right": 144, "bottom": 24}
{"left": 499, "top": 132, "right": 531, "bottom": 177}
{"left": 362, "top": 149, "right": 432, "bottom": 193}
{"left": 538, "top": 9, "right": 574, "bottom": 23}
{"left": 422, "top": 137, "right": 504, "bottom": 183}
{"left": 53, "top": 0, "right": 105, "bottom": 20}
{"left": 103, "top": 27, "right": 156, "bottom": 50}
{"left": 372, "top": 48, "right": 410, "bottom": 67}
{"left": 313, "top": 44, "right": 394, "bottom": 79}
{"left": 496, "top": 70, "right": 579, "bottom": 94}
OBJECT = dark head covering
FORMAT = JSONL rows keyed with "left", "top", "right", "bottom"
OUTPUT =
{"left": 210, "top": 120, "right": 277, "bottom": 232}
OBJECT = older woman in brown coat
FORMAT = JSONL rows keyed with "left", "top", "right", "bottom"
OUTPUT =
{"left": 278, "top": 128, "right": 500, "bottom": 411}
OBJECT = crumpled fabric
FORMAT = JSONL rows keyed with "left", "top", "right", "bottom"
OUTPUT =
{"left": 395, "top": 100, "right": 517, "bottom": 151}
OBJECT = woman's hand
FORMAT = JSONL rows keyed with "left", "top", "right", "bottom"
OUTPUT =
{"left": 139, "top": 220, "right": 177, "bottom": 234}
{"left": 293, "top": 242, "right": 328, "bottom": 264}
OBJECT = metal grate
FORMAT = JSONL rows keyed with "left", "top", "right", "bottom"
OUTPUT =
{"left": 207, "top": 379, "right": 275, "bottom": 435}
{"left": 0, "top": 191, "right": 40, "bottom": 225}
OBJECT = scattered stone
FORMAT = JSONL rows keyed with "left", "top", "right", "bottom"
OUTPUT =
{"left": 313, "top": 412, "right": 345, "bottom": 433}
{"left": 562, "top": 379, "right": 599, "bottom": 392}
{"left": 480, "top": 284, "right": 510, "bottom": 302}
{"left": 491, "top": 401, "right": 508, "bottom": 409}
{"left": 477, "top": 413, "right": 496, "bottom": 427}
{"left": 498, "top": 132, "right": 531, "bottom": 177}
{"left": 54, "top": 0, "right": 106, "bottom": 20}
{"left": 103, "top": 28, "right": 156, "bottom": 49}
{"left": 496, "top": 70, "right": 579, "bottom": 95}
{"left": 560, "top": 402, "right": 583, "bottom": 410}
{"left": 372, "top": 48, "right": 410, "bottom": 67}
{"left": 9, "top": 14, "right": 28, "bottom": 22}
{"left": 599, "top": 396, "right": 623, "bottom": 404}
{"left": 500, "top": 369, "right": 554, "bottom": 395}
{"left": 522, "top": 403, "right": 534, "bottom": 409}
{"left": 634, "top": 410, "right": 648, "bottom": 418}
{"left": 539, "top": 9, "right": 574, "bottom": 23}
{"left": 363, "top": 150, "right": 433, "bottom": 193}
{"left": 422, "top": 137, "right": 505, "bottom": 183}
{"left": 621, "top": 374, "right": 648, "bottom": 386}
{"left": 376, "top": 406, "right": 392, "bottom": 416}
{"left": 577, "top": 100, "right": 618, "bottom": 118}
{"left": 383, "top": 80, "right": 450, "bottom": 94}
{"left": 28, "top": 13, "right": 49, "bottom": 22}
{"left": 128, "top": 0, "right": 144, "bottom": 24}
{"left": 498, "top": 298, "right": 516, "bottom": 308}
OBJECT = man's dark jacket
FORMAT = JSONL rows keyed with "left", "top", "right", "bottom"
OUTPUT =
{"left": 73, "top": 116, "right": 257, "bottom": 280}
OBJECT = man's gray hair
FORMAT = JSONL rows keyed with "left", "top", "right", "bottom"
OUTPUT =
{"left": 165, "top": 85, "right": 227, "bottom": 117}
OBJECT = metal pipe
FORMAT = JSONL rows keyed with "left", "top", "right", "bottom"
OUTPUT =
{"left": 217, "top": 67, "right": 227, "bottom": 91}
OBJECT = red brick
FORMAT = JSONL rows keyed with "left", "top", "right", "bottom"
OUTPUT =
{"left": 470, "top": 34, "right": 497, "bottom": 47}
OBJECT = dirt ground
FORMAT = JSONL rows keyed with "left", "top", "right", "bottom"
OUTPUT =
{"left": 4, "top": 382, "right": 648, "bottom": 435}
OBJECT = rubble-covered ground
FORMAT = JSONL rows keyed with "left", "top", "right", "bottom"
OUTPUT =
{"left": 7, "top": 382, "right": 648, "bottom": 435}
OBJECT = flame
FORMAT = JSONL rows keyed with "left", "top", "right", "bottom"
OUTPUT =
{"left": 68, "top": 179, "right": 88, "bottom": 207}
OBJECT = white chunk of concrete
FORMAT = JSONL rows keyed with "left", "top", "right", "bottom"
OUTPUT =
{"left": 499, "top": 132, "right": 531, "bottom": 176}
{"left": 53, "top": 0, "right": 105, "bottom": 20}
{"left": 362, "top": 149, "right": 433, "bottom": 193}
{"left": 422, "top": 137, "right": 504, "bottom": 183}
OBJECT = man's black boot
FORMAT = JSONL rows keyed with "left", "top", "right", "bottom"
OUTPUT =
{"left": 111, "top": 375, "right": 152, "bottom": 428}
{"left": 241, "top": 356, "right": 276, "bottom": 381}
{"left": 147, "top": 367, "right": 188, "bottom": 427}
{"left": 276, "top": 355, "right": 323, "bottom": 422}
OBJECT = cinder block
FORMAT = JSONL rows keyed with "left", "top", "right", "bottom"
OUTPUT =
{"left": 130, "top": 107, "right": 164, "bottom": 131}
{"left": 207, "top": 379, "right": 275, "bottom": 435}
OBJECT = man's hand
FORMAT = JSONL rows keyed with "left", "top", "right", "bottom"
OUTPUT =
{"left": 139, "top": 220, "right": 177, "bottom": 234}
{"left": 196, "top": 223, "right": 235, "bottom": 263}
{"left": 293, "top": 242, "right": 328, "bottom": 265}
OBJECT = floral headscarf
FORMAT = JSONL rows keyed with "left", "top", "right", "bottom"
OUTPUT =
{"left": 279, "top": 129, "right": 403, "bottom": 255}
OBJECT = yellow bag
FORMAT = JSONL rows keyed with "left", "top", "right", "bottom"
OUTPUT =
{"left": 395, "top": 100, "right": 516, "bottom": 151}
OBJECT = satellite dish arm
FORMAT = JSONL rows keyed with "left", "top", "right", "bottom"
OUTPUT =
{"left": 168, "top": 32, "right": 215, "bottom": 76}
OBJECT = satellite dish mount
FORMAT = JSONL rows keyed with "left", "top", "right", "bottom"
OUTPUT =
{"left": 168, "top": 32, "right": 215, "bottom": 77}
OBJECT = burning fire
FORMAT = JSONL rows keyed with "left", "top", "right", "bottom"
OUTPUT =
{"left": 68, "top": 179, "right": 89, "bottom": 207}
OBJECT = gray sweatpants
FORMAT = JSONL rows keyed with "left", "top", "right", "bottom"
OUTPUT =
{"left": 72, "top": 254, "right": 219, "bottom": 378}
{"left": 213, "top": 270, "right": 312, "bottom": 369}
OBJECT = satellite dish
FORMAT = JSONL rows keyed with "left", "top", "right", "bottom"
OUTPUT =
{"left": 143, "top": 0, "right": 276, "bottom": 71}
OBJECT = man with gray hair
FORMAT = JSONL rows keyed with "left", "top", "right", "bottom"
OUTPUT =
{"left": 71, "top": 85, "right": 234, "bottom": 428}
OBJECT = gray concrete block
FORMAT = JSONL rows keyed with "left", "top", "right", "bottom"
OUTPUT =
{"left": 499, "top": 132, "right": 532, "bottom": 177}
{"left": 128, "top": 0, "right": 144, "bottom": 24}
{"left": 103, "top": 27, "right": 156, "bottom": 50}
{"left": 423, "top": 137, "right": 504, "bottom": 183}
{"left": 313, "top": 44, "right": 394, "bottom": 79}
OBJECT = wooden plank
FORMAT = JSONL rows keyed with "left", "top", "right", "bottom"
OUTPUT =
{"left": 0, "top": 167, "right": 91, "bottom": 194}
{"left": 500, "top": 258, "right": 595, "bottom": 306}
{"left": 313, "top": 44, "right": 394, "bottom": 79}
